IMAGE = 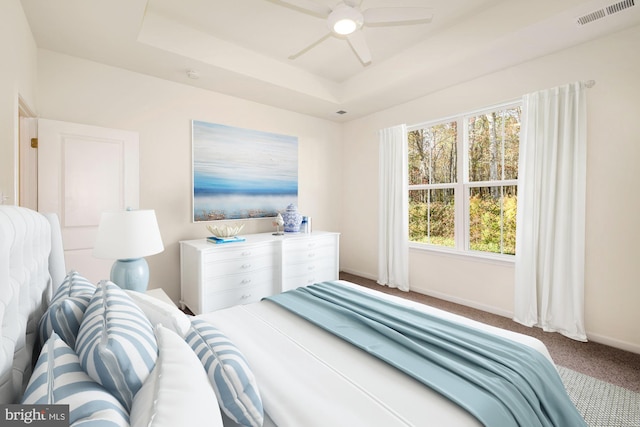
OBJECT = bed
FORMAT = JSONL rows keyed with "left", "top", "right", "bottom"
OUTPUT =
{"left": 0, "top": 206, "right": 585, "bottom": 427}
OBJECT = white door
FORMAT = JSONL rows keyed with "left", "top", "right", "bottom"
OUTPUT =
{"left": 38, "top": 119, "right": 139, "bottom": 284}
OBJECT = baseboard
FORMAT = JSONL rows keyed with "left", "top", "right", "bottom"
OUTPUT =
{"left": 340, "top": 269, "right": 514, "bottom": 317}
{"left": 406, "top": 288, "right": 640, "bottom": 354}
{"left": 339, "top": 268, "right": 377, "bottom": 282}
{"left": 409, "top": 287, "right": 515, "bottom": 319}
{"left": 587, "top": 332, "right": 640, "bottom": 355}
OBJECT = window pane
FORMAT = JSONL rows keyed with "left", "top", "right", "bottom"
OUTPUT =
{"left": 467, "top": 107, "right": 521, "bottom": 182}
{"left": 409, "top": 189, "right": 455, "bottom": 247}
{"left": 468, "top": 185, "right": 517, "bottom": 254}
{"left": 408, "top": 122, "right": 457, "bottom": 185}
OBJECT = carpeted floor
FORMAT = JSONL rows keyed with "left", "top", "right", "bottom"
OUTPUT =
{"left": 340, "top": 272, "right": 640, "bottom": 394}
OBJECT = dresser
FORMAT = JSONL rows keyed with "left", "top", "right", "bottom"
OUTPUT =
{"left": 180, "top": 231, "right": 339, "bottom": 314}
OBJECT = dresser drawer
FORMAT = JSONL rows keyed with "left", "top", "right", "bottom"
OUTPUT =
{"left": 203, "top": 255, "right": 275, "bottom": 279}
{"left": 286, "top": 249, "right": 334, "bottom": 265}
{"left": 201, "top": 281, "right": 277, "bottom": 313}
{"left": 285, "top": 235, "right": 336, "bottom": 252}
{"left": 203, "top": 267, "right": 277, "bottom": 292}
{"left": 284, "top": 258, "right": 337, "bottom": 278}
{"left": 282, "top": 266, "right": 338, "bottom": 291}
{"left": 285, "top": 241, "right": 336, "bottom": 264}
{"left": 203, "top": 243, "right": 275, "bottom": 263}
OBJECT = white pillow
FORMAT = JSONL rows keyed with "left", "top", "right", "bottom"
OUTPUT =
{"left": 76, "top": 280, "right": 158, "bottom": 412}
{"left": 125, "top": 290, "right": 190, "bottom": 337}
{"left": 131, "top": 325, "right": 223, "bottom": 427}
{"left": 22, "top": 333, "right": 129, "bottom": 426}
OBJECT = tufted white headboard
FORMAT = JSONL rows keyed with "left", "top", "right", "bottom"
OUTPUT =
{"left": 0, "top": 206, "right": 66, "bottom": 403}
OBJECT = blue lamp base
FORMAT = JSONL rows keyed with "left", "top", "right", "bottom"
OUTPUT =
{"left": 110, "top": 258, "right": 150, "bottom": 292}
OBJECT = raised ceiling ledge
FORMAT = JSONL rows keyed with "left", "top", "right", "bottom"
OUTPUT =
{"left": 137, "top": 10, "right": 342, "bottom": 104}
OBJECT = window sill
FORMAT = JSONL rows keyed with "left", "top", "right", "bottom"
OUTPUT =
{"left": 408, "top": 242, "right": 515, "bottom": 267}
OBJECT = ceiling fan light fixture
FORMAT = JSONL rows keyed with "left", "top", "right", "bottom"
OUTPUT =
{"left": 333, "top": 18, "right": 357, "bottom": 35}
{"left": 327, "top": 4, "right": 364, "bottom": 35}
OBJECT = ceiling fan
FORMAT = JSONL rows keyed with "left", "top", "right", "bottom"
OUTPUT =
{"left": 272, "top": 0, "right": 434, "bottom": 65}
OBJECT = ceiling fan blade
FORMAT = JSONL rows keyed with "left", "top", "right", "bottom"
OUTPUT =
{"left": 288, "top": 32, "right": 331, "bottom": 59}
{"left": 347, "top": 31, "right": 371, "bottom": 65}
{"left": 275, "top": 0, "right": 331, "bottom": 17}
{"left": 363, "top": 7, "right": 434, "bottom": 25}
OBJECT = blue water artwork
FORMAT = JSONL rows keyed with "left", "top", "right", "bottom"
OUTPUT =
{"left": 192, "top": 120, "right": 298, "bottom": 222}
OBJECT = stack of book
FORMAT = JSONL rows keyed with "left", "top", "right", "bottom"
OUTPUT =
{"left": 207, "top": 235, "right": 246, "bottom": 244}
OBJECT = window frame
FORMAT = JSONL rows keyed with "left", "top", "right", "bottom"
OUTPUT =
{"left": 407, "top": 100, "right": 521, "bottom": 263}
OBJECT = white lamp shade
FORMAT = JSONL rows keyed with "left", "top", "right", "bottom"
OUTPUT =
{"left": 93, "top": 209, "right": 164, "bottom": 260}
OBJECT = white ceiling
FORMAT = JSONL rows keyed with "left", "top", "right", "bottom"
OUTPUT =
{"left": 19, "top": 0, "right": 640, "bottom": 121}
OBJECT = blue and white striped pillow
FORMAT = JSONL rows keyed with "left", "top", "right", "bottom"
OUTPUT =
{"left": 38, "top": 271, "right": 96, "bottom": 347}
{"left": 21, "top": 333, "right": 129, "bottom": 426}
{"left": 76, "top": 280, "right": 158, "bottom": 412}
{"left": 185, "top": 319, "right": 263, "bottom": 427}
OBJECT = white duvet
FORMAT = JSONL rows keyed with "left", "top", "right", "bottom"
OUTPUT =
{"left": 198, "top": 281, "right": 553, "bottom": 427}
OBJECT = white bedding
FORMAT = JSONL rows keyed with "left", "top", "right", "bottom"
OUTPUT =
{"left": 198, "top": 280, "right": 554, "bottom": 427}
{"left": 1, "top": 206, "right": 557, "bottom": 427}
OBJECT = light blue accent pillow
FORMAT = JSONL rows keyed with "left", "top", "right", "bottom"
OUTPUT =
{"left": 76, "top": 280, "right": 158, "bottom": 412}
{"left": 38, "top": 271, "right": 96, "bottom": 348}
{"left": 185, "top": 319, "right": 264, "bottom": 427}
{"left": 21, "top": 333, "right": 130, "bottom": 426}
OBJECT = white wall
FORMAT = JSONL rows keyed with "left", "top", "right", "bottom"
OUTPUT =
{"left": 0, "top": 0, "right": 38, "bottom": 204}
{"left": 36, "top": 50, "right": 343, "bottom": 303}
{"left": 341, "top": 25, "right": 640, "bottom": 352}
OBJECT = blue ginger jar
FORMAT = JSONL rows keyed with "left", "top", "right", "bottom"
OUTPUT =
{"left": 282, "top": 203, "right": 303, "bottom": 232}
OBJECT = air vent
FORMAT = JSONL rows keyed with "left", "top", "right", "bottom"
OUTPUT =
{"left": 336, "top": 110, "right": 347, "bottom": 115}
{"left": 607, "top": 0, "right": 635, "bottom": 14}
{"left": 577, "top": 0, "right": 635, "bottom": 26}
{"left": 577, "top": 9, "right": 606, "bottom": 25}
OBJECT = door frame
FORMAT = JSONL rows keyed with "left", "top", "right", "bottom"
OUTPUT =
{"left": 18, "top": 96, "right": 38, "bottom": 209}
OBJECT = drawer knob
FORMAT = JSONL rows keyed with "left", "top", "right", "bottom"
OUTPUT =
{"left": 308, "top": 265, "right": 316, "bottom": 271}
{"left": 241, "top": 294, "right": 252, "bottom": 299}
{"left": 241, "top": 263, "right": 252, "bottom": 269}
{"left": 241, "top": 279, "right": 252, "bottom": 285}
{"left": 308, "top": 253, "right": 316, "bottom": 258}
{"left": 241, "top": 251, "right": 252, "bottom": 256}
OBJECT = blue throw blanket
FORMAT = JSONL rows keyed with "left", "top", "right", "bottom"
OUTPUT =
{"left": 265, "top": 282, "right": 586, "bottom": 427}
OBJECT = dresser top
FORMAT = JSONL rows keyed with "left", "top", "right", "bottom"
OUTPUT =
{"left": 180, "top": 230, "right": 339, "bottom": 250}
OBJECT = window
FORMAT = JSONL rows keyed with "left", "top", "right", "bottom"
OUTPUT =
{"left": 408, "top": 103, "right": 521, "bottom": 257}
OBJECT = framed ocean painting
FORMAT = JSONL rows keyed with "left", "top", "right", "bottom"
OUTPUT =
{"left": 192, "top": 120, "right": 298, "bottom": 222}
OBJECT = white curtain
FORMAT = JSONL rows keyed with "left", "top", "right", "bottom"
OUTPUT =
{"left": 514, "top": 82, "right": 587, "bottom": 341}
{"left": 378, "top": 124, "right": 409, "bottom": 291}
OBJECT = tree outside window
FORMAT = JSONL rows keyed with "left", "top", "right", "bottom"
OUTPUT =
{"left": 408, "top": 104, "right": 521, "bottom": 256}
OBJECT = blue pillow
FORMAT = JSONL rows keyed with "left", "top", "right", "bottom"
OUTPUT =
{"left": 185, "top": 319, "right": 263, "bottom": 427}
{"left": 38, "top": 271, "right": 96, "bottom": 348}
{"left": 76, "top": 280, "right": 158, "bottom": 412}
{"left": 21, "top": 333, "right": 129, "bottom": 426}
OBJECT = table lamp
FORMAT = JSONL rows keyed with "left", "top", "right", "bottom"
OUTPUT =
{"left": 93, "top": 209, "right": 164, "bottom": 292}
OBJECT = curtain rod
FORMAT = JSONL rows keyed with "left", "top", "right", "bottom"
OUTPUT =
{"left": 408, "top": 80, "right": 596, "bottom": 130}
